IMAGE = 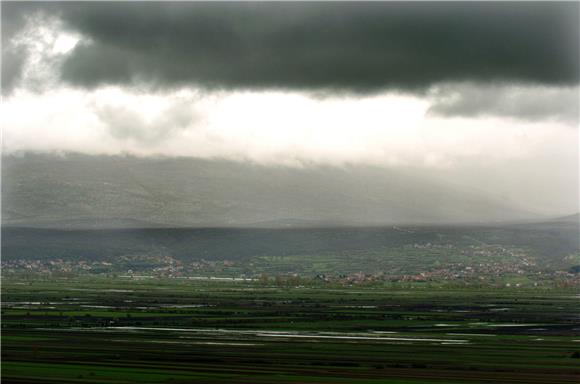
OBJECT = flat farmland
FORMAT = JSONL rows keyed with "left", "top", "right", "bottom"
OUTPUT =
{"left": 2, "top": 278, "right": 580, "bottom": 383}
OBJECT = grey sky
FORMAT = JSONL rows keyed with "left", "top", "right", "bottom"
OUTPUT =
{"left": 1, "top": 2, "right": 578, "bottom": 218}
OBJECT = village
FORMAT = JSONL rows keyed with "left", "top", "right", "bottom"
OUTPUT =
{"left": 4, "top": 242, "right": 579, "bottom": 288}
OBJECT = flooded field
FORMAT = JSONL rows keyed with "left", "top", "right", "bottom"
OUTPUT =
{"left": 2, "top": 277, "right": 580, "bottom": 383}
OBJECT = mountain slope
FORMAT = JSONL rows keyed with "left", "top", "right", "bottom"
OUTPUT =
{"left": 2, "top": 153, "right": 539, "bottom": 228}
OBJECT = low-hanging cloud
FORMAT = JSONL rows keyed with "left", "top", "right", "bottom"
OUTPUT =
{"left": 2, "top": 2, "right": 579, "bottom": 93}
{"left": 428, "top": 83, "right": 580, "bottom": 124}
{"left": 95, "top": 99, "right": 200, "bottom": 145}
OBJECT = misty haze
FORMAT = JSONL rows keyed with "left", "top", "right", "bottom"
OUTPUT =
{"left": 1, "top": 2, "right": 579, "bottom": 384}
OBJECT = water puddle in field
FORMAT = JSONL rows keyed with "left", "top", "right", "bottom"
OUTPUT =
{"left": 34, "top": 326, "right": 475, "bottom": 345}
{"left": 101, "top": 327, "right": 469, "bottom": 344}
{"left": 149, "top": 340, "right": 262, "bottom": 346}
{"left": 3, "top": 301, "right": 83, "bottom": 309}
{"left": 10, "top": 303, "right": 209, "bottom": 310}
{"left": 164, "top": 304, "right": 213, "bottom": 308}
{"left": 112, "top": 339, "right": 262, "bottom": 346}
{"left": 254, "top": 333, "right": 469, "bottom": 344}
{"left": 446, "top": 333, "right": 496, "bottom": 337}
{"left": 485, "top": 323, "right": 540, "bottom": 327}
{"left": 134, "top": 304, "right": 214, "bottom": 310}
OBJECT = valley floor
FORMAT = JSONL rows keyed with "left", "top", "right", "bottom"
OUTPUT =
{"left": 2, "top": 277, "right": 580, "bottom": 383}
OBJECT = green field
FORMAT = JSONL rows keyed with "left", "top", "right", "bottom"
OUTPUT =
{"left": 2, "top": 277, "right": 580, "bottom": 383}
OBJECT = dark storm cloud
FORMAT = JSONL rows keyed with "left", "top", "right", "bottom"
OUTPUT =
{"left": 1, "top": 46, "right": 26, "bottom": 93}
{"left": 3, "top": 2, "right": 579, "bottom": 92}
{"left": 1, "top": 2, "right": 30, "bottom": 93}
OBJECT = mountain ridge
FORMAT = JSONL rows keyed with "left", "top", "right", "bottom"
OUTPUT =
{"left": 2, "top": 153, "right": 545, "bottom": 229}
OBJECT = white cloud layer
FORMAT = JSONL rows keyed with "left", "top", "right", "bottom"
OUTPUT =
{"left": 3, "top": 85, "right": 576, "bottom": 167}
